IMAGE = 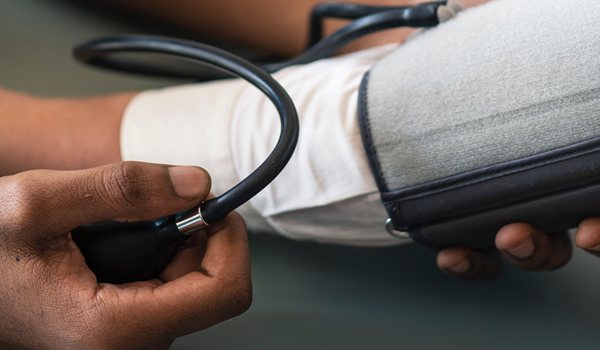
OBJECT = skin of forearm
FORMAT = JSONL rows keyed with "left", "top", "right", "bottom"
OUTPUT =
{"left": 0, "top": 88, "right": 131, "bottom": 176}
{"left": 100, "top": 0, "right": 491, "bottom": 57}
{"left": 101, "top": 0, "right": 424, "bottom": 57}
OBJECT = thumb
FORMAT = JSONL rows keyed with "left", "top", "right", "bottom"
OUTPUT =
{"left": 0, "top": 162, "right": 211, "bottom": 236}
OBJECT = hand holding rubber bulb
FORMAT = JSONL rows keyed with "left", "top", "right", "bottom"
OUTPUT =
{"left": 71, "top": 1, "right": 452, "bottom": 284}
{"left": 0, "top": 163, "right": 252, "bottom": 349}
{"left": 72, "top": 36, "right": 300, "bottom": 284}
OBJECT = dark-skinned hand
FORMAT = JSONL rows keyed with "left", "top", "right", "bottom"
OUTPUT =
{"left": 435, "top": 220, "right": 600, "bottom": 280}
{"left": 0, "top": 162, "right": 251, "bottom": 349}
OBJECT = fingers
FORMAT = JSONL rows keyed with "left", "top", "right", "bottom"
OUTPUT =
{"left": 165, "top": 211, "right": 250, "bottom": 325}
{"left": 495, "top": 223, "right": 572, "bottom": 271}
{"left": 158, "top": 192, "right": 217, "bottom": 282}
{"left": 0, "top": 162, "right": 211, "bottom": 236}
{"left": 103, "top": 211, "right": 251, "bottom": 340}
{"left": 438, "top": 223, "right": 574, "bottom": 280}
{"left": 200, "top": 211, "right": 250, "bottom": 279}
{"left": 574, "top": 217, "right": 600, "bottom": 258}
{"left": 437, "top": 246, "right": 503, "bottom": 280}
{"left": 158, "top": 231, "right": 208, "bottom": 282}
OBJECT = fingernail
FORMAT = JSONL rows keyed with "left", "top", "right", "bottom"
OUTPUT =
{"left": 437, "top": 6, "right": 456, "bottom": 23}
{"left": 448, "top": 259, "right": 471, "bottom": 274}
{"left": 447, "top": 1, "right": 465, "bottom": 14}
{"left": 169, "top": 166, "right": 208, "bottom": 199}
{"left": 506, "top": 238, "right": 535, "bottom": 259}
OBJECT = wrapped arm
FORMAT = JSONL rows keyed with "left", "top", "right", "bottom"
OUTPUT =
{"left": 121, "top": 45, "right": 400, "bottom": 246}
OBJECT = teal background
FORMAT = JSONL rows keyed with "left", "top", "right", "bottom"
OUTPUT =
{"left": 2, "top": 0, "right": 599, "bottom": 348}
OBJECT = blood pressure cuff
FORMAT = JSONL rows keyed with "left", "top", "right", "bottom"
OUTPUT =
{"left": 358, "top": 0, "right": 600, "bottom": 249}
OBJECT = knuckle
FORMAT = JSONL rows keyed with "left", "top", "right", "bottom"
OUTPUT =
{"left": 230, "top": 211, "right": 247, "bottom": 231}
{"left": 221, "top": 276, "right": 253, "bottom": 317}
{"left": 0, "top": 172, "right": 49, "bottom": 229}
{"left": 98, "top": 162, "right": 153, "bottom": 210}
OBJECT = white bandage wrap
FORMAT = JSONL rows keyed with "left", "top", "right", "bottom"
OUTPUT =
{"left": 121, "top": 45, "right": 399, "bottom": 246}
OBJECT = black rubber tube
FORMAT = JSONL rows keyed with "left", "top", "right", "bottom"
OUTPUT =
{"left": 74, "top": 35, "right": 299, "bottom": 224}
{"left": 306, "top": 1, "right": 446, "bottom": 48}
{"left": 262, "top": 1, "right": 444, "bottom": 72}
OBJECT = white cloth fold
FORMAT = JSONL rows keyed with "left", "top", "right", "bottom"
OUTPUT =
{"left": 121, "top": 44, "right": 400, "bottom": 246}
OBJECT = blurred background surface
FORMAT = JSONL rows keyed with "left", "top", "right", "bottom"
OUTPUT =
{"left": 2, "top": 0, "right": 599, "bottom": 348}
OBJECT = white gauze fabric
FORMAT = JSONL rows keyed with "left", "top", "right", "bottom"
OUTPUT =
{"left": 121, "top": 45, "right": 399, "bottom": 246}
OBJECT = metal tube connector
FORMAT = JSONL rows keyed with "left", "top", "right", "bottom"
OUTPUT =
{"left": 176, "top": 206, "right": 209, "bottom": 235}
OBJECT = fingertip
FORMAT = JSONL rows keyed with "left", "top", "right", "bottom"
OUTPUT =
{"left": 437, "top": 247, "right": 471, "bottom": 274}
{"left": 496, "top": 222, "right": 571, "bottom": 271}
{"left": 205, "top": 210, "right": 246, "bottom": 237}
{"left": 495, "top": 223, "right": 536, "bottom": 259}
{"left": 438, "top": 246, "right": 504, "bottom": 280}
{"left": 575, "top": 217, "right": 600, "bottom": 250}
{"left": 168, "top": 166, "right": 211, "bottom": 200}
{"left": 495, "top": 223, "right": 534, "bottom": 249}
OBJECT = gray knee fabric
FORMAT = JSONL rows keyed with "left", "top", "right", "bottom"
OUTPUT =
{"left": 364, "top": 0, "right": 600, "bottom": 192}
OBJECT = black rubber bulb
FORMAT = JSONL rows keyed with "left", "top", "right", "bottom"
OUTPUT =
{"left": 71, "top": 215, "right": 187, "bottom": 284}
{"left": 68, "top": 3, "right": 445, "bottom": 283}
{"left": 71, "top": 35, "right": 300, "bottom": 284}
